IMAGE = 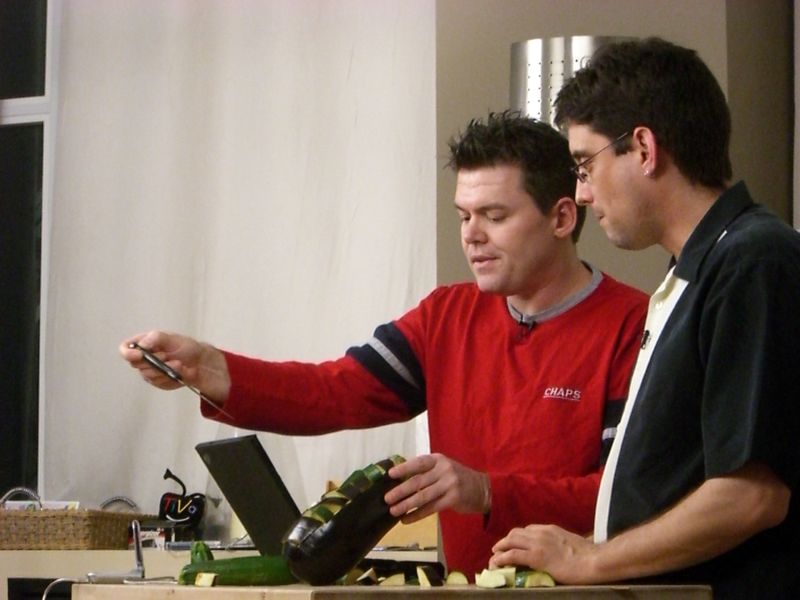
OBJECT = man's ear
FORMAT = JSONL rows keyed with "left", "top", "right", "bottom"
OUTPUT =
{"left": 633, "top": 126, "right": 659, "bottom": 177}
{"left": 551, "top": 196, "right": 578, "bottom": 240}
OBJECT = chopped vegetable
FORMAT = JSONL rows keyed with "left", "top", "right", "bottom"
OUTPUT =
{"left": 338, "top": 567, "right": 364, "bottom": 585}
{"left": 495, "top": 566, "right": 517, "bottom": 587}
{"left": 379, "top": 573, "right": 406, "bottom": 586}
{"left": 515, "top": 570, "right": 556, "bottom": 588}
{"left": 416, "top": 565, "right": 443, "bottom": 587}
{"left": 282, "top": 455, "right": 406, "bottom": 585}
{"left": 189, "top": 541, "right": 214, "bottom": 564}
{"left": 445, "top": 570, "right": 469, "bottom": 585}
{"left": 356, "top": 567, "right": 378, "bottom": 585}
{"left": 194, "top": 573, "right": 216, "bottom": 587}
{"left": 177, "top": 554, "right": 296, "bottom": 586}
{"left": 475, "top": 568, "right": 508, "bottom": 588}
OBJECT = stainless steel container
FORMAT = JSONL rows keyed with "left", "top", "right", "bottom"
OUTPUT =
{"left": 510, "top": 36, "right": 633, "bottom": 125}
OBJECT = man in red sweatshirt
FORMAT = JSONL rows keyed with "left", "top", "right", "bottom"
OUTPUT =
{"left": 121, "top": 112, "right": 647, "bottom": 578}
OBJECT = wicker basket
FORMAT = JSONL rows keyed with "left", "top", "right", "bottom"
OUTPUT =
{"left": 0, "top": 487, "right": 153, "bottom": 550}
{"left": 0, "top": 508, "right": 155, "bottom": 550}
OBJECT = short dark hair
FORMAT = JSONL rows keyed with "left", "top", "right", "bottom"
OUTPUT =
{"left": 554, "top": 37, "right": 732, "bottom": 188}
{"left": 447, "top": 110, "right": 584, "bottom": 242}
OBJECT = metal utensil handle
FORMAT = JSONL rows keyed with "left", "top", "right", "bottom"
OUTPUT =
{"left": 0, "top": 486, "right": 42, "bottom": 509}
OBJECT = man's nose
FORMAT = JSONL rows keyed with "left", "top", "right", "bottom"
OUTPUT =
{"left": 462, "top": 218, "right": 486, "bottom": 243}
{"left": 575, "top": 181, "right": 593, "bottom": 206}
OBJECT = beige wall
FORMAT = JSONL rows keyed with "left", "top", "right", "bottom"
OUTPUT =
{"left": 436, "top": 0, "right": 792, "bottom": 294}
{"left": 726, "top": 0, "right": 793, "bottom": 224}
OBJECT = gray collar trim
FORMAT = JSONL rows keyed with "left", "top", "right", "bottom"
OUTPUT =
{"left": 507, "top": 263, "right": 602, "bottom": 326}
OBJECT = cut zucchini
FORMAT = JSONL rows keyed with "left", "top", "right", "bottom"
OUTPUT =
{"left": 379, "top": 573, "right": 406, "bottom": 586}
{"left": 495, "top": 566, "right": 517, "bottom": 587}
{"left": 445, "top": 570, "right": 469, "bottom": 585}
{"left": 282, "top": 455, "right": 405, "bottom": 585}
{"left": 416, "top": 565, "right": 443, "bottom": 587}
{"left": 177, "top": 554, "right": 296, "bottom": 586}
{"left": 189, "top": 541, "right": 215, "bottom": 564}
{"left": 338, "top": 567, "right": 364, "bottom": 585}
{"left": 475, "top": 568, "right": 508, "bottom": 588}
{"left": 356, "top": 567, "right": 378, "bottom": 585}
{"left": 194, "top": 572, "right": 217, "bottom": 587}
{"left": 515, "top": 570, "right": 556, "bottom": 588}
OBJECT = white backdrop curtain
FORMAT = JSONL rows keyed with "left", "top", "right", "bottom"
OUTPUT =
{"left": 42, "top": 0, "right": 435, "bottom": 530}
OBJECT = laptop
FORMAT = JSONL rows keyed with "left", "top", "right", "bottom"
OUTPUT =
{"left": 195, "top": 435, "right": 301, "bottom": 555}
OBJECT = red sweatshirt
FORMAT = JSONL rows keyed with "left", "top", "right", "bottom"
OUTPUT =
{"left": 203, "top": 272, "right": 647, "bottom": 577}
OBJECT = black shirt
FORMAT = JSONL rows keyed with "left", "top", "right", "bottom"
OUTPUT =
{"left": 607, "top": 182, "right": 800, "bottom": 599}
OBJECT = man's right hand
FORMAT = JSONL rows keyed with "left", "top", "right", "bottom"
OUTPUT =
{"left": 119, "top": 330, "right": 231, "bottom": 404}
{"left": 384, "top": 453, "right": 491, "bottom": 523}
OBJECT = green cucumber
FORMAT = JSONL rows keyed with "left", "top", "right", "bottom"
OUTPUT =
{"left": 189, "top": 541, "right": 215, "bottom": 564}
{"left": 177, "top": 554, "right": 297, "bottom": 586}
{"left": 282, "top": 455, "right": 405, "bottom": 585}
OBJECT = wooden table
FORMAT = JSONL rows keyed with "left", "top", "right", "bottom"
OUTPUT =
{"left": 0, "top": 548, "right": 435, "bottom": 600}
{"left": 72, "top": 583, "right": 712, "bottom": 599}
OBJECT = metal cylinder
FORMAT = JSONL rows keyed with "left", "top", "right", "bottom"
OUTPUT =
{"left": 510, "top": 36, "right": 633, "bottom": 125}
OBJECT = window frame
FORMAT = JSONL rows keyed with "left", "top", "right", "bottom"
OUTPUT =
{"left": 0, "top": 0, "right": 60, "bottom": 493}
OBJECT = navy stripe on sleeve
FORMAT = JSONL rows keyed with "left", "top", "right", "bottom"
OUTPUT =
{"left": 346, "top": 322, "right": 426, "bottom": 416}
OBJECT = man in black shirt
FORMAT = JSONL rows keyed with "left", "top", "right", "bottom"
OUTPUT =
{"left": 490, "top": 37, "right": 800, "bottom": 599}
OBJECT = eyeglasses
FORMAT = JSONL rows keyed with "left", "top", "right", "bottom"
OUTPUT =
{"left": 571, "top": 131, "right": 631, "bottom": 184}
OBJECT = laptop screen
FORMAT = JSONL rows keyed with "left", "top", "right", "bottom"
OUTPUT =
{"left": 195, "top": 435, "right": 301, "bottom": 555}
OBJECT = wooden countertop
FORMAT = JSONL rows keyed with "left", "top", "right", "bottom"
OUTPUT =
{"left": 72, "top": 582, "right": 712, "bottom": 599}
{"left": 0, "top": 548, "right": 437, "bottom": 600}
